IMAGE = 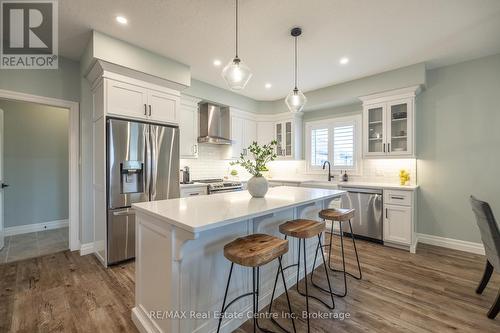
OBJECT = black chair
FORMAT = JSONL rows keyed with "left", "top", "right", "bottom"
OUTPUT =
{"left": 470, "top": 195, "right": 500, "bottom": 319}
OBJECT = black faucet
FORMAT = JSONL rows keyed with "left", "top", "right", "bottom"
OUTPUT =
{"left": 322, "top": 161, "right": 334, "bottom": 182}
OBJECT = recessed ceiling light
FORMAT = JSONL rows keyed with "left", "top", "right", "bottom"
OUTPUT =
{"left": 340, "top": 57, "right": 349, "bottom": 65}
{"left": 116, "top": 16, "right": 128, "bottom": 25}
{"left": 213, "top": 59, "right": 222, "bottom": 67}
{"left": 265, "top": 83, "right": 272, "bottom": 89}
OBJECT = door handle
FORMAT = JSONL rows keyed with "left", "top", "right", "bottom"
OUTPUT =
{"left": 1, "top": 182, "right": 9, "bottom": 189}
{"left": 148, "top": 105, "right": 152, "bottom": 116}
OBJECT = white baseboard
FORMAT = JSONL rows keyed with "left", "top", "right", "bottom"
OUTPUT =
{"left": 416, "top": 233, "right": 485, "bottom": 255}
{"left": 79, "top": 242, "right": 94, "bottom": 256}
{"left": 4, "top": 219, "right": 69, "bottom": 236}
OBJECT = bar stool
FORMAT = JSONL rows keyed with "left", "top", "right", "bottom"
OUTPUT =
{"left": 217, "top": 234, "right": 296, "bottom": 333}
{"left": 269, "top": 219, "right": 335, "bottom": 333}
{"left": 312, "top": 208, "right": 362, "bottom": 298}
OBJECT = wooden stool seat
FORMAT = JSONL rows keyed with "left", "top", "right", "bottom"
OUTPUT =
{"left": 224, "top": 234, "right": 288, "bottom": 267}
{"left": 319, "top": 208, "right": 355, "bottom": 221}
{"left": 279, "top": 219, "right": 325, "bottom": 239}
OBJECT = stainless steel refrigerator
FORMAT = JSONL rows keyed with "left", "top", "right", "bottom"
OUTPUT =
{"left": 107, "top": 118, "right": 179, "bottom": 264}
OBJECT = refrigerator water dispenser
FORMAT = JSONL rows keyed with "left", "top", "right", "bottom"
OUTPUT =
{"left": 120, "top": 160, "right": 144, "bottom": 194}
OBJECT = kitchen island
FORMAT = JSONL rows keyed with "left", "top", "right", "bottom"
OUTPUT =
{"left": 131, "top": 186, "right": 345, "bottom": 333}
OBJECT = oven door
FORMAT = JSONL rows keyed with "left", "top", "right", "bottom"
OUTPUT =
{"left": 209, "top": 188, "right": 243, "bottom": 195}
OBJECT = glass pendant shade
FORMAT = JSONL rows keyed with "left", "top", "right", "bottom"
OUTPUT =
{"left": 285, "top": 88, "right": 307, "bottom": 113}
{"left": 222, "top": 57, "right": 252, "bottom": 90}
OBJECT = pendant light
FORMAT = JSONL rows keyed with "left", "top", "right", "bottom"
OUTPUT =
{"left": 222, "top": 0, "right": 252, "bottom": 90}
{"left": 285, "top": 27, "right": 307, "bottom": 113}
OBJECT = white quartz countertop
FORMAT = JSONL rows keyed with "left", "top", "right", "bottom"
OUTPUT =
{"left": 133, "top": 186, "right": 345, "bottom": 233}
{"left": 337, "top": 182, "right": 419, "bottom": 190}
{"left": 234, "top": 177, "right": 418, "bottom": 190}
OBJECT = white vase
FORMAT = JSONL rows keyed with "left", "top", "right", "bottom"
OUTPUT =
{"left": 247, "top": 176, "right": 268, "bottom": 198}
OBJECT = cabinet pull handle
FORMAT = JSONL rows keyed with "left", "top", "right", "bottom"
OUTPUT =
{"left": 383, "top": 143, "right": 386, "bottom": 153}
{"left": 388, "top": 143, "right": 391, "bottom": 152}
{"left": 386, "top": 208, "right": 388, "bottom": 219}
{"left": 391, "top": 196, "right": 405, "bottom": 200}
{"left": 144, "top": 104, "right": 147, "bottom": 115}
{"left": 189, "top": 193, "right": 200, "bottom": 196}
{"left": 148, "top": 105, "right": 152, "bottom": 116}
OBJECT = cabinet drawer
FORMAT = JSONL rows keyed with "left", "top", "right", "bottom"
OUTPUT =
{"left": 180, "top": 187, "right": 207, "bottom": 198}
{"left": 384, "top": 190, "right": 412, "bottom": 206}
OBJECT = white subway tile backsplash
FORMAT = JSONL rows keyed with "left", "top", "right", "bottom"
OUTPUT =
{"left": 181, "top": 145, "right": 417, "bottom": 185}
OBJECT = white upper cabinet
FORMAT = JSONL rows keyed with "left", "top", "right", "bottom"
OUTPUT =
{"left": 147, "top": 89, "right": 180, "bottom": 124}
{"left": 179, "top": 95, "right": 200, "bottom": 159}
{"left": 107, "top": 80, "right": 149, "bottom": 119}
{"left": 257, "top": 121, "right": 275, "bottom": 146}
{"left": 230, "top": 114, "right": 245, "bottom": 159}
{"left": 230, "top": 111, "right": 257, "bottom": 159}
{"left": 274, "top": 115, "right": 302, "bottom": 160}
{"left": 360, "top": 86, "right": 420, "bottom": 158}
{"left": 103, "top": 78, "right": 180, "bottom": 125}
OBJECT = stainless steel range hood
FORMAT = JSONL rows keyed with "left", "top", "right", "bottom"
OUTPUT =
{"left": 198, "top": 102, "right": 232, "bottom": 145}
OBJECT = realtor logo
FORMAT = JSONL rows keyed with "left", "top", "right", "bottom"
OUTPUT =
{"left": 1, "top": 0, "right": 58, "bottom": 69}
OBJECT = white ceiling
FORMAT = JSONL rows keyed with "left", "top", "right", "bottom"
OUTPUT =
{"left": 59, "top": 0, "right": 500, "bottom": 101}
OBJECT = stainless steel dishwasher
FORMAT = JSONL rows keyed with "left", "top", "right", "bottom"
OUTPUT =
{"left": 339, "top": 186, "right": 383, "bottom": 243}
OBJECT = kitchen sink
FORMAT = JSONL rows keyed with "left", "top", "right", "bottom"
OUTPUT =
{"left": 299, "top": 180, "right": 339, "bottom": 189}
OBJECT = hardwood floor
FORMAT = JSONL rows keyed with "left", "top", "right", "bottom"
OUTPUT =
{"left": 0, "top": 237, "right": 498, "bottom": 333}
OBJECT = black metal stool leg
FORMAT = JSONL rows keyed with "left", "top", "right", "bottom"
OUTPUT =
{"left": 253, "top": 267, "right": 257, "bottom": 333}
{"left": 217, "top": 263, "right": 234, "bottom": 333}
{"left": 302, "top": 239, "right": 311, "bottom": 333}
{"left": 338, "top": 221, "right": 348, "bottom": 297}
{"left": 348, "top": 219, "right": 362, "bottom": 280}
{"left": 309, "top": 234, "right": 335, "bottom": 308}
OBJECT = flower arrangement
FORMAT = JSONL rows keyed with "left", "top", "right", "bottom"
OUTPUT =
{"left": 399, "top": 169, "right": 410, "bottom": 185}
{"left": 230, "top": 140, "right": 278, "bottom": 177}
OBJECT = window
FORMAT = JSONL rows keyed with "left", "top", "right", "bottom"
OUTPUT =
{"left": 310, "top": 128, "right": 328, "bottom": 166}
{"left": 333, "top": 125, "right": 354, "bottom": 167}
{"left": 306, "top": 115, "right": 361, "bottom": 173}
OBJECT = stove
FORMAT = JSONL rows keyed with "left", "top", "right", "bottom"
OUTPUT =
{"left": 193, "top": 179, "right": 243, "bottom": 194}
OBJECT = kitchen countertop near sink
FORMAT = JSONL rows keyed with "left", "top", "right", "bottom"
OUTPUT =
{"left": 183, "top": 177, "right": 419, "bottom": 191}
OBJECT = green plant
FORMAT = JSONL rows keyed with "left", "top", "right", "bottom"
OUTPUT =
{"left": 230, "top": 140, "right": 277, "bottom": 177}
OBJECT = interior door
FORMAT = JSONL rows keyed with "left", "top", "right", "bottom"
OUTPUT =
{"left": 0, "top": 109, "right": 4, "bottom": 250}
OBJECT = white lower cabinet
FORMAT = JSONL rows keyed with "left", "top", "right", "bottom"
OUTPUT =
{"left": 383, "top": 189, "right": 415, "bottom": 252}
{"left": 383, "top": 204, "right": 412, "bottom": 245}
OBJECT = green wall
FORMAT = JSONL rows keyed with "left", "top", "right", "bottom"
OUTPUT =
{"left": 0, "top": 100, "right": 69, "bottom": 228}
{"left": 0, "top": 57, "right": 80, "bottom": 102}
{"left": 258, "top": 63, "right": 426, "bottom": 114}
{"left": 416, "top": 53, "right": 500, "bottom": 243}
{"left": 184, "top": 79, "right": 260, "bottom": 112}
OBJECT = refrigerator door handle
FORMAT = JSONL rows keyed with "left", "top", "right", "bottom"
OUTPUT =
{"left": 150, "top": 127, "right": 158, "bottom": 200}
{"left": 144, "top": 126, "right": 152, "bottom": 200}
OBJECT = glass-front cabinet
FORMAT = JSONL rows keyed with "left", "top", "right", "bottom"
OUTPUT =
{"left": 361, "top": 87, "right": 417, "bottom": 158}
{"left": 275, "top": 120, "right": 292, "bottom": 157}
{"left": 387, "top": 99, "right": 412, "bottom": 156}
{"left": 273, "top": 115, "right": 302, "bottom": 159}
{"left": 366, "top": 103, "right": 386, "bottom": 155}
